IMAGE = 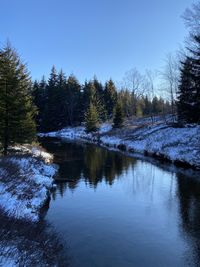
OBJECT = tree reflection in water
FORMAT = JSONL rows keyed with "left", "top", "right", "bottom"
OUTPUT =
{"left": 176, "top": 173, "right": 200, "bottom": 266}
{"left": 41, "top": 138, "right": 200, "bottom": 267}
{"left": 42, "top": 138, "right": 135, "bottom": 195}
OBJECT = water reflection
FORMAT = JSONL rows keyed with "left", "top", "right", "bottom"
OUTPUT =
{"left": 42, "top": 138, "right": 135, "bottom": 191}
{"left": 41, "top": 138, "right": 200, "bottom": 267}
{"left": 176, "top": 173, "right": 200, "bottom": 266}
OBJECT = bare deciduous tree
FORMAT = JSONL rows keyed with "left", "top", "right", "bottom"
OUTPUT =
{"left": 145, "top": 69, "right": 156, "bottom": 123}
{"left": 161, "top": 53, "right": 180, "bottom": 120}
{"left": 145, "top": 69, "right": 157, "bottom": 99}
{"left": 122, "top": 68, "right": 148, "bottom": 98}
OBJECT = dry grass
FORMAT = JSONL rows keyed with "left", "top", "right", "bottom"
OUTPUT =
{"left": 0, "top": 155, "right": 42, "bottom": 201}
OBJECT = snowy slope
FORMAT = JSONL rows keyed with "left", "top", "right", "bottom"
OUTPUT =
{"left": 0, "top": 155, "right": 57, "bottom": 222}
{"left": 40, "top": 122, "right": 200, "bottom": 169}
{"left": 101, "top": 124, "right": 200, "bottom": 168}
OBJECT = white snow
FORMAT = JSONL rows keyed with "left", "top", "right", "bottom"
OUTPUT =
{"left": 0, "top": 155, "right": 57, "bottom": 222}
{"left": 39, "top": 120, "right": 200, "bottom": 169}
{"left": 0, "top": 252, "right": 17, "bottom": 267}
{"left": 100, "top": 124, "right": 200, "bottom": 168}
{"left": 31, "top": 147, "right": 53, "bottom": 162}
{"left": 99, "top": 123, "right": 112, "bottom": 134}
{"left": 11, "top": 145, "right": 53, "bottom": 163}
{"left": 39, "top": 123, "right": 112, "bottom": 140}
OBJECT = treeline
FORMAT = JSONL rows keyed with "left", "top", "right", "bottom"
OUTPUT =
{"left": 32, "top": 67, "right": 171, "bottom": 132}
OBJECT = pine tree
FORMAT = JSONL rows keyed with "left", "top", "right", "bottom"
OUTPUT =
{"left": 136, "top": 99, "right": 144, "bottom": 117}
{"left": 85, "top": 102, "right": 99, "bottom": 133}
{"left": 152, "top": 96, "right": 163, "bottom": 115}
{"left": 43, "top": 66, "right": 60, "bottom": 131}
{"left": 177, "top": 58, "right": 195, "bottom": 122}
{"left": 93, "top": 77, "right": 107, "bottom": 121}
{"left": 177, "top": 34, "right": 200, "bottom": 124}
{"left": 143, "top": 95, "right": 152, "bottom": 116}
{"left": 118, "top": 89, "right": 134, "bottom": 117}
{"left": 191, "top": 35, "right": 200, "bottom": 123}
{"left": 0, "top": 44, "right": 36, "bottom": 155}
{"left": 82, "top": 81, "right": 106, "bottom": 122}
{"left": 32, "top": 76, "right": 47, "bottom": 131}
{"left": 113, "top": 101, "right": 124, "bottom": 128}
{"left": 104, "top": 79, "right": 117, "bottom": 118}
{"left": 57, "top": 69, "right": 67, "bottom": 128}
{"left": 65, "top": 74, "right": 81, "bottom": 126}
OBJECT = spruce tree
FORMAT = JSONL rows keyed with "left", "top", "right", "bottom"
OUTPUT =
{"left": 177, "top": 58, "right": 195, "bottom": 123}
{"left": 177, "top": 34, "right": 200, "bottom": 124}
{"left": 43, "top": 66, "right": 60, "bottom": 131}
{"left": 0, "top": 44, "right": 36, "bottom": 155}
{"left": 191, "top": 35, "right": 200, "bottom": 123}
{"left": 93, "top": 77, "right": 107, "bottom": 121}
{"left": 152, "top": 96, "right": 162, "bottom": 115}
{"left": 85, "top": 102, "right": 99, "bottom": 133}
{"left": 83, "top": 81, "right": 106, "bottom": 123}
{"left": 113, "top": 101, "right": 124, "bottom": 128}
{"left": 143, "top": 95, "right": 152, "bottom": 116}
{"left": 32, "top": 76, "right": 47, "bottom": 131}
{"left": 104, "top": 79, "right": 117, "bottom": 118}
{"left": 65, "top": 74, "right": 81, "bottom": 126}
{"left": 57, "top": 69, "right": 67, "bottom": 128}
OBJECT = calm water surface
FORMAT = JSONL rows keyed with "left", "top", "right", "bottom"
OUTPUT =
{"left": 42, "top": 138, "right": 200, "bottom": 267}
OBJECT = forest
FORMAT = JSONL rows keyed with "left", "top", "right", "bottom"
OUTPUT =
{"left": 1, "top": 1, "right": 200, "bottom": 266}
{"left": 0, "top": 1, "right": 200, "bottom": 154}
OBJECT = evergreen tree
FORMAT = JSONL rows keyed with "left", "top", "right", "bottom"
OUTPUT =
{"left": 0, "top": 44, "right": 36, "bottom": 155}
{"left": 118, "top": 89, "right": 134, "bottom": 117}
{"left": 136, "top": 98, "right": 144, "bottom": 117}
{"left": 113, "top": 101, "right": 124, "bottom": 128}
{"left": 57, "top": 69, "right": 67, "bottom": 128}
{"left": 82, "top": 80, "right": 106, "bottom": 122}
{"left": 65, "top": 74, "right": 81, "bottom": 126}
{"left": 32, "top": 76, "right": 47, "bottom": 131}
{"left": 177, "top": 58, "right": 196, "bottom": 123}
{"left": 177, "top": 34, "right": 200, "bottom": 124}
{"left": 104, "top": 79, "right": 117, "bottom": 118}
{"left": 43, "top": 66, "right": 61, "bottom": 131}
{"left": 93, "top": 77, "right": 107, "bottom": 121}
{"left": 191, "top": 35, "right": 200, "bottom": 123}
{"left": 93, "top": 76, "right": 104, "bottom": 97}
{"left": 143, "top": 95, "right": 152, "bottom": 116}
{"left": 179, "top": 2, "right": 200, "bottom": 123}
{"left": 152, "top": 96, "right": 162, "bottom": 115}
{"left": 85, "top": 102, "right": 99, "bottom": 133}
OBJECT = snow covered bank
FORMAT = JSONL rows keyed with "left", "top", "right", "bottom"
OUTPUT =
{"left": 38, "top": 123, "right": 112, "bottom": 139}
{"left": 0, "top": 154, "right": 58, "bottom": 222}
{"left": 10, "top": 145, "right": 53, "bottom": 163}
{"left": 101, "top": 124, "right": 200, "bottom": 169}
{"left": 40, "top": 121, "right": 200, "bottom": 169}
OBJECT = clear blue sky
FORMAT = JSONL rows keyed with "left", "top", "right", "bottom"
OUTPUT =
{"left": 0, "top": 0, "right": 194, "bottom": 83}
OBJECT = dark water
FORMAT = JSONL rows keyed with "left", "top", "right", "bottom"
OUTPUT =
{"left": 42, "top": 138, "right": 200, "bottom": 267}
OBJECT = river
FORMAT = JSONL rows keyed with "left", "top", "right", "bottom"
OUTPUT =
{"left": 41, "top": 138, "right": 200, "bottom": 267}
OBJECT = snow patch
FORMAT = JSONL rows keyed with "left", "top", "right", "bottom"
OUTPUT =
{"left": 40, "top": 120, "right": 200, "bottom": 169}
{"left": 0, "top": 155, "right": 58, "bottom": 222}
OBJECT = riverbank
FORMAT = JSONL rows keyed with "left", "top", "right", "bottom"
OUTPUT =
{"left": 0, "top": 146, "right": 58, "bottom": 222}
{"left": 39, "top": 117, "right": 200, "bottom": 170}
